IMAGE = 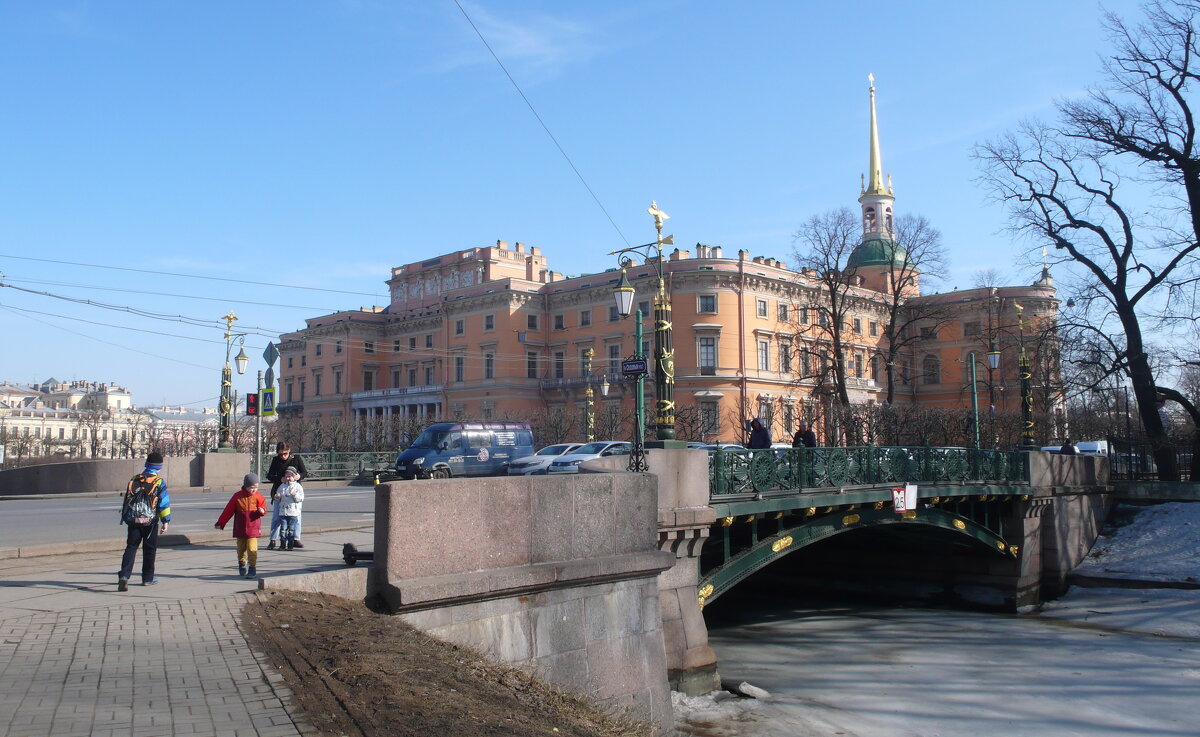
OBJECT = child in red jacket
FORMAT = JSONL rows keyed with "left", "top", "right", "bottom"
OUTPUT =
{"left": 215, "top": 473, "right": 268, "bottom": 579}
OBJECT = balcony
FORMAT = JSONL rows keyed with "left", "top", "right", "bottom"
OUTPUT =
{"left": 350, "top": 385, "right": 443, "bottom": 401}
{"left": 539, "top": 372, "right": 626, "bottom": 392}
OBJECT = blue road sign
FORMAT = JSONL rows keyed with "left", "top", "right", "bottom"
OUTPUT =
{"left": 261, "top": 387, "right": 276, "bottom": 417}
{"left": 622, "top": 358, "right": 648, "bottom": 376}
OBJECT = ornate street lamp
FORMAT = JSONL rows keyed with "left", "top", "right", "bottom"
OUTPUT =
{"left": 582, "top": 348, "right": 611, "bottom": 442}
{"left": 1015, "top": 303, "right": 1038, "bottom": 449}
{"left": 613, "top": 270, "right": 648, "bottom": 472}
{"left": 967, "top": 352, "right": 981, "bottom": 450}
{"left": 609, "top": 201, "right": 677, "bottom": 443}
{"left": 218, "top": 311, "right": 248, "bottom": 452}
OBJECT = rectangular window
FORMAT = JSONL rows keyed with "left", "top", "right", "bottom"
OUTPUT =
{"left": 800, "top": 350, "right": 811, "bottom": 377}
{"left": 554, "top": 314, "right": 565, "bottom": 330}
{"left": 608, "top": 344, "right": 621, "bottom": 373}
{"left": 554, "top": 351, "right": 565, "bottom": 379}
{"left": 758, "top": 400, "right": 773, "bottom": 429}
{"left": 409, "top": 337, "right": 417, "bottom": 350}
{"left": 699, "top": 337, "right": 717, "bottom": 375}
{"left": 286, "top": 383, "right": 294, "bottom": 403}
{"left": 818, "top": 312, "right": 829, "bottom": 327}
{"left": 485, "top": 314, "right": 495, "bottom": 331}
{"left": 393, "top": 340, "right": 401, "bottom": 352}
{"left": 527, "top": 351, "right": 538, "bottom": 379}
{"left": 287, "top": 357, "right": 293, "bottom": 369}
{"left": 638, "top": 301, "right": 650, "bottom": 317}
{"left": 871, "top": 356, "right": 881, "bottom": 382}
{"left": 700, "top": 402, "right": 720, "bottom": 438}
{"left": 784, "top": 404, "right": 796, "bottom": 436}
{"left": 855, "top": 352, "right": 865, "bottom": 378}
{"left": 757, "top": 341, "right": 770, "bottom": 371}
{"left": 454, "top": 356, "right": 465, "bottom": 382}
{"left": 579, "top": 309, "right": 591, "bottom": 327}
{"left": 608, "top": 305, "right": 619, "bottom": 322}
{"left": 756, "top": 299, "right": 768, "bottom": 318}
{"left": 425, "top": 366, "right": 434, "bottom": 385}
{"left": 300, "top": 355, "right": 307, "bottom": 367}
{"left": 364, "top": 341, "right": 375, "bottom": 354}
{"left": 334, "top": 372, "right": 342, "bottom": 394}
{"left": 869, "top": 321, "right": 878, "bottom": 337}
{"left": 920, "top": 326, "right": 937, "bottom": 339}
{"left": 426, "top": 334, "right": 433, "bottom": 348}
{"left": 391, "top": 369, "right": 401, "bottom": 388}
{"left": 698, "top": 295, "right": 717, "bottom": 313}
{"left": 299, "top": 381, "right": 306, "bottom": 402}
{"left": 455, "top": 320, "right": 464, "bottom": 336}
{"left": 336, "top": 341, "right": 343, "bottom": 354}
{"left": 527, "top": 314, "right": 539, "bottom": 331}
{"left": 852, "top": 318, "right": 862, "bottom": 334}
{"left": 579, "top": 349, "right": 591, "bottom": 377}
{"left": 314, "top": 374, "right": 322, "bottom": 396}
{"left": 780, "top": 343, "right": 792, "bottom": 373}
{"left": 778, "top": 304, "right": 789, "bottom": 322}
{"left": 316, "top": 344, "right": 323, "bottom": 357}
{"left": 363, "top": 371, "right": 374, "bottom": 391}
{"left": 800, "top": 308, "right": 809, "bottom": 325}
{"left": 964, "top": 321, "right": 982, "bottom": 337}
{"left": 484, "top": 353, "right": 495, "bottom": 379}
{"left": 409, "top": 368, "right": 417, "bottom": 386}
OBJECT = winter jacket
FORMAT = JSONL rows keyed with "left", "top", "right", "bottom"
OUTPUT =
{"left": 277, "top": 481, "right": 304, "bottom": 517}
{"left": 120, "top": 465, "right": 172, "bottom": 525}
{"left": 215, "top": 488, "right": 267, "bottom": 539}
{"left": 266, "top": 453, "right": 308, "bottom": 495}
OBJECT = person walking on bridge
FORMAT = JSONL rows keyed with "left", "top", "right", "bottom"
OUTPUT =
{"left": 117, "top": 451, "right": 171, "bottom": 591}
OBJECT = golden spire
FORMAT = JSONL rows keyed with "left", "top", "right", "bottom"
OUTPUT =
{"left": 864, "top": 73, "right": 888, "bottom": 196}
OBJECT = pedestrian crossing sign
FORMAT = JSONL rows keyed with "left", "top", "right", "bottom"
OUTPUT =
{"left": 261, "top": 388, "right": 276, "bottom": 417}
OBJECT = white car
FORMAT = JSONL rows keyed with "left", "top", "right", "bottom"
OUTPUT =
{"left": 506, "top": 443, "right": 585, "bottom": 475}
{"left": 546, "top": 441, "right": 633, "bottom": 474}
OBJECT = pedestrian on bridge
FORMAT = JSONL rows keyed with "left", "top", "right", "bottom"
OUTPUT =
{"left": 746, "top": 417, "right": 772, "bottom": 449}
{"left": 117, "top": 451, "right": 171, "bottom": 591}
{"left": 792, "top": 420, "right": 817, "bottom": 448}
{"left": 266, "top": 442, "right": 308, "bottom": 549}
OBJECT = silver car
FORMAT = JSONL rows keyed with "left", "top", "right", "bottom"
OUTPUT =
{"left": 547, "top": 441, "right": 633, "bottom": 474}
{"left": 506, "top": 443, "right": 585, "bottom": 475}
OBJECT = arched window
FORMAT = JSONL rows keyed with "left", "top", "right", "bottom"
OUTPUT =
{"left": 885, "top": 207, "right": 893, "bottom": 231}
{"left": 864, "top": 207, "right": 876, "bottom": 232}
{"left": 922, "top": 354, "right": 941, "bottom": 385}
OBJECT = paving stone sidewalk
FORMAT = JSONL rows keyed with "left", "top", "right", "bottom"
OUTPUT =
{"left": 0, "top": 530, "right": 373, "bottom": 737}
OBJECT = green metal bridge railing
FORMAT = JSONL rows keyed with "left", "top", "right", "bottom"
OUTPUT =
{"left": 252, "top": 451, "right": 396, "bottom": 482}
{"left": 709, "top": 446, "right": 1027, "bottom": 497}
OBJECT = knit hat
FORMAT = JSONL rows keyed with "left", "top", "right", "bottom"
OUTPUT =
{"left": 284, "top": 466, "right": 299, "bottom": 477}
{"left": 146, "top": 451, "right": 164, "bottom": 465}
{"left": 243, "top": 472, "right": 260, "bottom": 487}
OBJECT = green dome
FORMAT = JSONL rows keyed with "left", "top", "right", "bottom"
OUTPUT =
{"left": 846, "top": 236, "right": 907, "bottom": 269}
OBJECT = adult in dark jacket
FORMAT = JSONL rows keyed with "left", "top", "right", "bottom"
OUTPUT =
{"left": 746, "top": 418, "right": 772, "bottom": 449}
{"left": 266, "top": 442, "right": 309, "bottom": 549}
{"left": 792, "top": 420, "right": 817, "bottom": 448}
{"left": 1059, "top": 439, "right": 1078, "bottom": 456}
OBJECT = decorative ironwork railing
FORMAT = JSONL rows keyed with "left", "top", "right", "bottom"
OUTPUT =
{"left": 708, "top": 446, "right": 1027, "bottom": 497}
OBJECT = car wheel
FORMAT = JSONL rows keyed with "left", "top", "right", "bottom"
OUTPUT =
{"left": 431, "top": 467, "right": 451, "bottom": 480}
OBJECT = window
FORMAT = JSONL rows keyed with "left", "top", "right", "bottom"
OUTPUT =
{"left": 336, "top": 341, "right": 343, "bottom": 354}
{"left": 700, "top": 402, "right": 720, "bottom": 437}
{"left": 758, "top": 399, "right": 773, "bottom": 429}
{"left": 608, "top": 344, "right": 621, "bottom": 373}
{"left": 287, "top": 357, "right": 293, "bottom": 369}
{"left": 799, "top": 308, "right": 809, "bottom": 325}
{"left": 869, "top": 321, "right": 878, "bottom": 337}
{"left": 299, "top": 381, "right": 306, "bottom": 401}
{"left": 451, "top": 319, "right": 462, "bottom": 335}
{"left": 609, "top": 305, "right": 620, "bottom": 322}
{"left": 425, "top": 366, "right": 434, "bottom": 385}
{"left": 817, "top": 312, "right": 829, "bottom": 327}
{"left": 484, "top": 353, "right": 495, "bottom": 380}
{"left": 527, "top": 314, "right": 539, "bottom": 331}
{"left": 698, "top": 295, "right": 717, "bottom": 313}
{"left": 757, "top": 341, "right": 770, "bottom": 371}
{"left": 334, "top": 372, "right": 342, "bottom": 394}
{"left": 800, "top": 350, "right": 812, "bottom": 377}
{"left": 485, "top": 314, "right": 495, "bottom": 331}
{"left": 409, "top": 337, "right": 417, "bottom": 350}
{"left": 922, "top": 355, "right": 941, "bottom": 385}
{"left": 316, "top": 344, "right": 323, "bottom": 357}
{"left": 871, "top": 356, "right": 881, "bottom": 382}
{"left": 363, "top": 371, "right": 375, "bottom": 391}
{"left": 286, "top": 383, "right": 294, "bottom": 403}
{"left": 425, "top": 334, "right": 433, "bottom": 348}
{"left": 365, "top": 341, "right": 375, "bottom": 354}
{"left": 393, "top": 340, "right": 401, "bottom": 352}
{"left": 314, "top": 374, "right": 322, "bottom": 396}
{"left": 392, "top": 369, "right": 401, "bottom": 388}
{"left": 579, "top": 349, "right": 591, "bottom": 377}
{"left": 554, "top": 314, "right": 565, "bottom": 330}
{"left": 699, "top": 337, "right": 717, "bottom": 375}
{"left": 579, "top": 309, "right": 591, "bottom": 327}
{"left": 920, "top": 326, "right": 937, "bottom": 339}
{"left": 527, "top": 351, "right": 538, "bottom": 379}
{"left": 780, "top": 343, "right": 792, "bottom": 374}
{"left": 756, "top": 299, "right": 768, "bottom": 318}
{"left": 852, "top": 318, "right": 862, "bottom": 334}
{"left": 455, "top": 356, "right": 465, "bottom": 382}
{"left": 300, "top": 355, "right": 307, "bottom": 367}
{"left": 963, "top": 321, "right": 982, "bottom": 337}
{"left": 554, "top": 352, "right": 565, "bottom": 379}
{"left": 854, "top": 353, "right": 864, "bottom": 378}
{"left": 638, "top": 301, "right": 650, "bottom": 317}
{"left": 409, "top": 368, "right": 417, "bottom": 387}
{"left": 778, "top": 304, "right": 789, "bottom": 322}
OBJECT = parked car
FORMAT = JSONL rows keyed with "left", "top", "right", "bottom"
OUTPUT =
{"left": 395, "top": 422, "right": 534, "bottom": 479}
{"left": 546, "top": 441, "right": 633, "bottom": 474}
{"left": 699, "top": 443, "right": 747, "bottom": 452}
{"left": 506, "top": 443, "right": 585, "bottom": 475}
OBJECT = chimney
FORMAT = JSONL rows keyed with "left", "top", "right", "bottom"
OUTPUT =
{"left": 496, "top": 240, "right": 508, "bottom": 249}
{"left": 714, "top": 246, "right": 723, "bottom": 258}
{"left": 739, "top": 249, "right": 748, "bottom": 261}
{"left": 515, "top": 242, "right": 525, "bottom": 254}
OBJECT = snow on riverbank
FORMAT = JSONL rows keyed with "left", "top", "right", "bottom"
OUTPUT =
{"left": 1040, "top": 501, "right": 1200, "bottom": 638}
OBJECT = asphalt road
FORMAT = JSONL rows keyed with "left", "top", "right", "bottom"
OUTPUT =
{"left": 0, "top": 484, "right": 378, "bottom": 549}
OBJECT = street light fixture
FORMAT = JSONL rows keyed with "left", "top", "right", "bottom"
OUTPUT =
{"left": 1015, "top": 303, "right": 1038, "bottom": 449}
{"left": 582, "top": 348, "right": 612, "bottom": 442}
{"left": 613, "top": 270, "right": 648, "bottom": 472}
{"left": 218, "top": 311, "right": 248, "bottom": 452}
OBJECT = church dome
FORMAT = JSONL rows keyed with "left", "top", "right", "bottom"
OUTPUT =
{"left": 846, "top": 235, "right": 907, "bottom": 269}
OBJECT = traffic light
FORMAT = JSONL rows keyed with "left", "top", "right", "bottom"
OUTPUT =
{"left": 246, "top": 393, "right": 259, "bottom": 416}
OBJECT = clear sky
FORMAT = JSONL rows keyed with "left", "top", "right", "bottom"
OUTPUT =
{"left": 0, "top": 1, "right": 1145, "bottom": 407}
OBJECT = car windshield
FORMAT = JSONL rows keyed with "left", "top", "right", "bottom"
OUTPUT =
{"left": 574, "top": 442, "right": 610, "bottom": 455}
{"left": 409, "top": 428, "right": 449, "bottom": 449}
{"left": 536, "top": 444, "right": 575, "bottom": 456}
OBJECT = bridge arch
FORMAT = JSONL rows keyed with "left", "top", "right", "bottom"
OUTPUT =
{"left": 697, "top": 507, "right": 1017, "bottom": 609}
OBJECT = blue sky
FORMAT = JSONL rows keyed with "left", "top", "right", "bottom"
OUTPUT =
{"left": 0, "top": 1, "right": 1144, "bottom": 407}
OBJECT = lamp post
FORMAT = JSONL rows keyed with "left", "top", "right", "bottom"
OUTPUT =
{"left": 986, "top": 343, "right": 1001, "bottom": 447}
{"left": 1015, "top": 303, "right": 1037, "bottom": 449}
{"left": 218, "top": 311, "right": 249, "bottom": 452}
{"left": 582, "top": 348, "right": 611, "bottom": 442}
{"left": 609, "top": 201, "right": 676, "bottom": 442}
{"left": 613, "top": 269, "right": 648, "bottom": 472}
{"left": 967, "top": 352, "right": 981, "bottom": 450}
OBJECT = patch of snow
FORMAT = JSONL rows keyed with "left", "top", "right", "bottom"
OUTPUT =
{"left": 1074, "top": 502, "right": 1200, "bottom": 581}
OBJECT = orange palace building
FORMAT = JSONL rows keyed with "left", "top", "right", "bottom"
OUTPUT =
{"left": 277, "top": 83, "right": 1062, "bottom": 445}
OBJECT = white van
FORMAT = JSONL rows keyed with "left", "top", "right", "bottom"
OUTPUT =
{"left": 1041, "top": 440, "right": 1109, "bottom": 455}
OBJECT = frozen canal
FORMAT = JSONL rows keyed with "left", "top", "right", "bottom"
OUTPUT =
{"left": 675, "top": 503, "right": 1200, "bottom": 737}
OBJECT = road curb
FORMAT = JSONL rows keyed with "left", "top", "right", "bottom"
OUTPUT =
{"left": 0, "top": 524, "right": 374, "bottom": 560}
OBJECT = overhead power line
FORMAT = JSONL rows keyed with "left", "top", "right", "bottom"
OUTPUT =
{"left": 2, "top": 276, "right": 344, "bottom": 312}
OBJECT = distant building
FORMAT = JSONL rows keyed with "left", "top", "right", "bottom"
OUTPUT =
{"left": 277, "top": 82, "right": 1063, "bottom": 444}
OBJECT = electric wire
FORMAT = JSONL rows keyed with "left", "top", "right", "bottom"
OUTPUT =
{"left": 2, "top": 276, "right": 344, "bottom": 312}
{"left": 452, "top": 0, "right": 630, "bottom": 249}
